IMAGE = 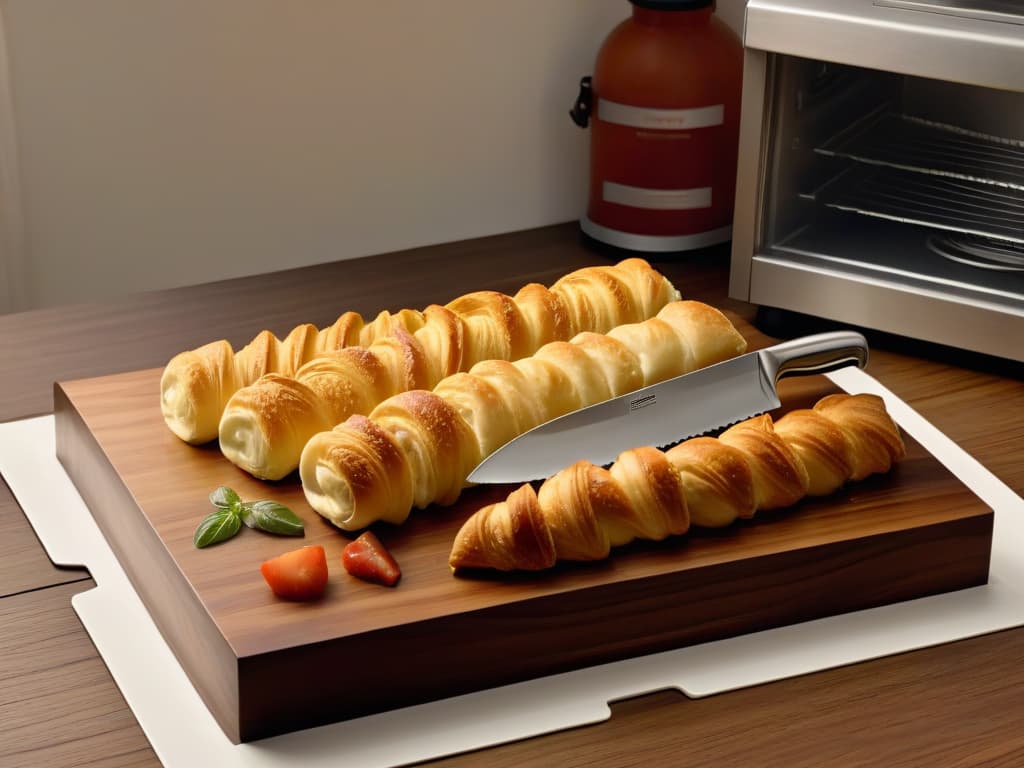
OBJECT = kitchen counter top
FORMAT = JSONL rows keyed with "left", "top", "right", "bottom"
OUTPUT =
{"left": 2, "top": 222, "right": 1022, "bottom": 767}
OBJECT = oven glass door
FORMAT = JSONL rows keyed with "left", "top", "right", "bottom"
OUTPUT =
{"left": 731, "top": 1, "right": 1024, "bottom": 361}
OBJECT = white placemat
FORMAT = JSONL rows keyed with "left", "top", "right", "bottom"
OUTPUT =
{"left": 2, "top": 367, "right": 1023, "bottom": 768}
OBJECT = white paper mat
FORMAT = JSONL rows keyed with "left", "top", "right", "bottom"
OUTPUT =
{"left": 2, "top": 367, "right": 1023, "bottom": 768}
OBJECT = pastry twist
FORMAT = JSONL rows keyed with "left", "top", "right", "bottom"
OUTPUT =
{"left": 159, "top": 310, "right": 411, "bottom": 445}
{"left": 299, "top": 300, "right": 747, "bottom": 530}
{"left": 161, "top": 258, "right": 679, "bottom": 446}
{"left": 449, "top": 393, "right": 906, "bottom": 571}
{"left": 214, "top": 259, "right": 681, "bottom": 478}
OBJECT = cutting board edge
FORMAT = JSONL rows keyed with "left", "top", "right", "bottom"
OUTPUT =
{"left": 54, "top": 381, "right": 246, "bottom": 744}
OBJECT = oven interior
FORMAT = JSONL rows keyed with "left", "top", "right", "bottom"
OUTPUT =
{"left": 760, "top": 55, "right": 1024, "bottom": 318}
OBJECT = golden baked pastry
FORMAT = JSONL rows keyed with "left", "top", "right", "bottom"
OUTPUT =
{"left": 449, "top": 393, "right": 906, "bottom": 571}
{"left": 299, "top": 300, "right": 747, "bottom": 530}
{"left": 161, "top": 258, "right": 679, "bottom": 447}
{"left": 214, "top": 258, "right": 681, "bottom": 478}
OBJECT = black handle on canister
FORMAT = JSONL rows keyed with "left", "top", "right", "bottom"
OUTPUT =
{"left": 569, "top": 76, "right": 593, "bottom": 128}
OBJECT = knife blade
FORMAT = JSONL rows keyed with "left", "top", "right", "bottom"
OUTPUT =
{"left": 467, "top": 330, "right": 868, "bottom": 484}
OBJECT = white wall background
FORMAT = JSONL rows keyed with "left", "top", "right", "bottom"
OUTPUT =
{"left": 0, "top": 0, "right": 744, "bottom": 312}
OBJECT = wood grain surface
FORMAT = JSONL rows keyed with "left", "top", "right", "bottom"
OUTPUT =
{"left": 1, "top": 224, "right": 1023, "bottom": 766}
{"left": 54, "top": 318, "right": 993, "bottom": 742}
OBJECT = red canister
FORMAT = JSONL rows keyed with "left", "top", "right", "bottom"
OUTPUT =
{"left": 571, "top": 0, "right": 743, "bottom": 252}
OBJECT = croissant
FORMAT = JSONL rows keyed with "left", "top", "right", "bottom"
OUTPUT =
{"left": 448, "top": 393, "right": 907, "bottom": 571}
{"left": 215, "top": 259, "right": 681, "bottom": 478}
{"left": 299, "top": 300, "right": 748, "bottom": 530}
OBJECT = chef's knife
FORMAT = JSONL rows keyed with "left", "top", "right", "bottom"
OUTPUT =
{"left": 467, "top": 330, "right": 868, "bottom": 484}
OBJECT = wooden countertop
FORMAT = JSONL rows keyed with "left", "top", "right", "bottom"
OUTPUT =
{"left": 2, "top": 223, "right": 1022, "bottom": 767}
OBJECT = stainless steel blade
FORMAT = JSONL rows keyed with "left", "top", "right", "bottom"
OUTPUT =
{"left": 467, "top": 330, "right": 868, "bottom": 484}
{"left": 467, "top": 353, "right": 773, "bottom": 484}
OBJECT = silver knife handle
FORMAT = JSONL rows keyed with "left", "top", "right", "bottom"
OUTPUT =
{"left": 759, "top": 331, "right": 869, "bottom": 383}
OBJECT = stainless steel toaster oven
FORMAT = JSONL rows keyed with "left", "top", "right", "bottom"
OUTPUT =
{"left": 729, "top": 0, "right": 1024, "bottom": 361}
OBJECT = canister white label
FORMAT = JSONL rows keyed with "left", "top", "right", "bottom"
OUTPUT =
{"left": 598, "top": 99, "right": 724, "bottom": 131}
{"left": 603, "top": 181, "right": 712, "bottom": 211}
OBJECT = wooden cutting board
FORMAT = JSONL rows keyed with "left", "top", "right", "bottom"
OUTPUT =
{"left": 53, "top": 325, "right": 993, "bottom": 744}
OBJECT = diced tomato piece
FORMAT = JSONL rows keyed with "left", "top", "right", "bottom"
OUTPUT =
{"left": 260, "top": 545, "right": 328, "bottom": 601}
{"left": 342, "top": 532, "right": 401, "bottom": 587}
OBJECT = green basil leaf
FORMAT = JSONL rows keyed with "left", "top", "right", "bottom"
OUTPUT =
{"left": 209, "top": 486, "right": 241, "bottom": 509}
{"left": 193, "top": 508, "right": 242, "bottom": 548}
{"left": 244, "top": 500, "right": 304, "bottom": 536}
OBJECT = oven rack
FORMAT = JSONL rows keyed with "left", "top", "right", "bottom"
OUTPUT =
{"left": 815, "top": 112, "right": 1024, "bottom": 191}
{"left": 801, "top": 164, "right": 1024, "bottom": 245}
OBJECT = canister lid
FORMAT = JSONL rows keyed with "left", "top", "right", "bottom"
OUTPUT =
{"left": 629, "top": 0, "right": 714, "bottom": 9}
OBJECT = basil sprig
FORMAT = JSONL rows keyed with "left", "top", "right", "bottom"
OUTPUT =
{"left": 193, "top": 486, "right": 305, "bottom": 548}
